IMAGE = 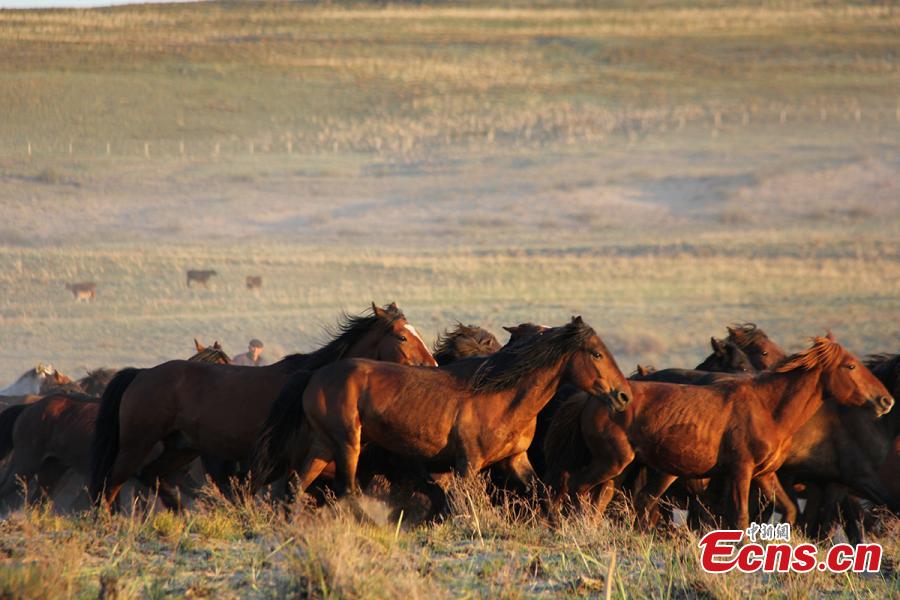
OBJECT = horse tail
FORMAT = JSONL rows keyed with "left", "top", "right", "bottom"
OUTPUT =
{"left": 251, "top": 370, "right": 315, "bottom": 488}
{"left": 89, "top": 367, "right": 139, "bottom": 503}
{"left": 542, "top": 392, "right": 591, "bottom": 494}
{"left": 0, "top": 404, "right": 27, "bottom": 461}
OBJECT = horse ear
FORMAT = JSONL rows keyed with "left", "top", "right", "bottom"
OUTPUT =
{"left": 372, "top": 303, "right": 388, "bottom": 319}
{"left": 502, "top": 326, "right": 516, "bottom": 333}
{"left": 572, "top": 315, "right": 584, "bottom": 324}
{"left": 386, "top": 301, "right": 399, "bottom": 312}
{"left": 636, "top": 364, "right": 648, "bottom": 376}
{"left": 194, "top": 338, "right": 204, "bottom": 352}
{"left": 213, "top": 341, "right": 222, "bottom": 349}
{"left": 710, "top": 337, "right": 726, "bottom": 356}
{"left": 825, "top": 330, "right": 835, "bottom": 341}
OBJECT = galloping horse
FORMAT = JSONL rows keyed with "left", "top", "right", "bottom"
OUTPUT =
{"left": 545, "top": 335, "right": 893, "bottom": 530}
{"left": 0, "top": 341, "right": 231, "bottom": 509}
{"left": 726, "top": 323, "right": 786, "bottom": 370}
{"left": 256, "top": 317, "right": 631, "bottom": 500}
{"left": 0, "top": 364, "right": 73, "bottom": 396}
{"left": 635, "top": 338, "right": 756, "bottom": 385}
{"left": 90, "top": 304, "right": 435, "bottom": 509}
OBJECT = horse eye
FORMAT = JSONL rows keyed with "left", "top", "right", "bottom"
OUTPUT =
{"left": 761, "top": 351, "right": 768, "bottom": 356}
{"left": 398, "top": 335, "right": 407, "bottom": 342}
{"left": 591, "top": 351, "right": 602, "bottom": 359}
{"left": 847, "top": 364, "right": 855, "bottom": 370}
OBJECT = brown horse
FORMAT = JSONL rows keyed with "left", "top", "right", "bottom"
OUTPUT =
{"left": 186, "top": 269, "right": 217, "bottom": 288}
{"left": 0, "top": 342, "right": 232, "bottom": 509}
{"left": 259, "top": 317, "right": 631, "bottom": 500}
{"left": 726, "top": 323, "right": 786, "bottom": 370}
{"left": 90, "top": 304, "right": 435, "bottom": 509}
{"left": 631, "top": 337, "right": 756, "bottom": 385}
{"left": 545, "top": 335, "right": 893, "bottom": 530}
{"left": 433, "top": 323, "right": 501, "bottom": 366}
{"left": 65, "top": 282, "right": 96, "bottom": 302}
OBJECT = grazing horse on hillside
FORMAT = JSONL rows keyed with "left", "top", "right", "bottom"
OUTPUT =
{"left": 0, "top": 342, "right": 232, "bottom": 509}
{"left": 186, "top": 269, "right": 217, "bottom": 288}
{"left": 246, "top": 275, "right": 262, "bottom": 291}
{"left": 65, "top": 282, "right": 96, "bottom": 302}
{"left": 545, "top": 335, "right": 893, "bottom": 530}
{"left": 91, "top": 304, "right": 435, "bottom": 510}
{"left": 254, "top": 317, "right": 631, "bottom": 501}
{"left": 0, "top": 364, "right": 73, "bottom": 397}
{"left": 433, "top": 323, "right": 501, "bottom": 365}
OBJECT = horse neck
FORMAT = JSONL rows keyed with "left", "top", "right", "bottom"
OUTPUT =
{"left": 499, "top": 355, "right": 569, "bottom": 421}
{"left": 754, "top": 367, "right": 825, "bottom": 435}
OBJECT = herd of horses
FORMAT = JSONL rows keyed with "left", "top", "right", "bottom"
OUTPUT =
{"left": 0, "top": 303, "right": 896, "bottom": 544}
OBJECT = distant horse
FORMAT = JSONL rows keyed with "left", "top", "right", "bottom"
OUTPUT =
{"left": 433, "top": 323, "right": 501, "bottom": 365}
{"left": 726, "top": 323, "right": 786, "bottom": 370}
{"left": 246, "top": 275, "right": 262, "bottom": 291}
{"left": 75, "top": 368, "right": 119, "bottom": 397}
{"left": 0, "top": 364, "right": 73, "bottom": 396}
{"left": 186, "top": 269, "right": 217, "bottom": 288}
{"left": 65, "top": 282, "right": 96, "bottom": 302}
{"left": 90, "top": 303, "right": 435, "bottom": 510}
{"left": 0, "top": 341, "right": 231, "bottom": 509}
{"left": 630, "top": 337, "right": 756, "bottom": 385}
{"left": 545, "top": 335, "right": 893, "bottom": 530}
{"left": 254, "top": 317, "right": 631, "bottom": 501}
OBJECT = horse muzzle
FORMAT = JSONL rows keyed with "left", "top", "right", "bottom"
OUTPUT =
{"left": 607, "top": 389, "right": 631, "bottom": 413}
{"left": 871, "top": 395, "right": 895, "bottom": 417}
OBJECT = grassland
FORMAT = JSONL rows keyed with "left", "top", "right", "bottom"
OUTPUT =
{"left": 0, "top": 1, "right": 898, "bottom": 597}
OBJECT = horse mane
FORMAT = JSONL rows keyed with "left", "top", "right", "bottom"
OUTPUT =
{"left": 189, "top": 345, "right": 231, "bottom": 364}
{"left": 865, "top": 353, "right": 900, "bottom": 391}
{"left": 283, "top": 305, "right": 403, "bottom": 371}
{"left": 469, "top": 319, "right": 593, "bottom": 393}
{"left": 77, "top": 368, "right": 119, "bottom": 396}
{"left": 433, "top": 323, "right": 500, "bottom": 364}
{"left": 726, "top": 323, "right": 769, "bottom": 351}
{"left": 772, "top": 336, "right": 845, "bottom": 373}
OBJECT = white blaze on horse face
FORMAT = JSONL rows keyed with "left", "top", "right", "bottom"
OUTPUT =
{"left": 404, "top": 323, "right": 437, "bottom": 366}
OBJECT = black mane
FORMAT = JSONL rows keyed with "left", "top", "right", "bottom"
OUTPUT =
{"left": 282, "top": 306, "right": 403, "bottom": 371}
{"left": 469, "top": 319, "right": 593, "bottom": 393}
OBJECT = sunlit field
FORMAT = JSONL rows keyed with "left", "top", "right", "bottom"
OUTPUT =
{"left": 0, "top": 1, "right": 898, "bottom": 597}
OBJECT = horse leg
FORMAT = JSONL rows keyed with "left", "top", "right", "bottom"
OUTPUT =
{"left": 294, "top": 439, "right": 334, "bottom": 498}
{"left": 501, "top": 451, "right": 538, "bottom": 491}
{"left": 29, "top": 459, "right": 69, "bottom": 505}
{"left": 137, "top": 447, "right": 200, "bottom": 511}
{"left": 0, "top": 450, "right": 45, "bottom": 508}
{"left": 634, "top": 470, "right": 678, "bottom": 530}
{"left": 727, "top": 464, "right": 754, "bottom": 531}
{"left": 839, "top": 494, "right": 865, "bottom": 545}
{"left": 753, "top": 472, "right": 797, "bottom": 525}
{"left": 103, "top": 437, "right": 167, "bottom": 511}
{"left": 799, "top": 482, "right": 825, "bottom": 538}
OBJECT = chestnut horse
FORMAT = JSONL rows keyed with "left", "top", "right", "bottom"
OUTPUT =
{"left": 90, "top": 304, "right": 436, "bottom": 510}
{"left": 257, "top": 317, "right": 631, "bottom": 500}
{"left": 545, "top": 335, "right": 893, "bottom": 530}
{"left": 0, "top": 341, "right": 231, "bottom": 508}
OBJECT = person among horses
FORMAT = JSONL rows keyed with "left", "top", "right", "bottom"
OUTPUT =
{"left": 233, "top": 339, "right": 268, "bottom": 366}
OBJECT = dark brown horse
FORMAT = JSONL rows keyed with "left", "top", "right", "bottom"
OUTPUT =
{"left": 257, "top": 317, "right": 631, "bottom": 500}
{"left": 631, "top": 337, "right": 756, "bottom": 385}
{"left": 545, "top": 335, "right": 893, "bottom": 530}
{"left": 90, "top": 304, "right": 435, "bottom": 509}
{"left": 186, "top": 269, "right": 217, "bottom": 288}
{"left": 0, "top": 342, "right": 231, "bottom": 509}
{"left": 433, "top": 323, "right": 501, "bottom": 366}
{"left": 726, "top": 323, "right": 786, "bottom": 370}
